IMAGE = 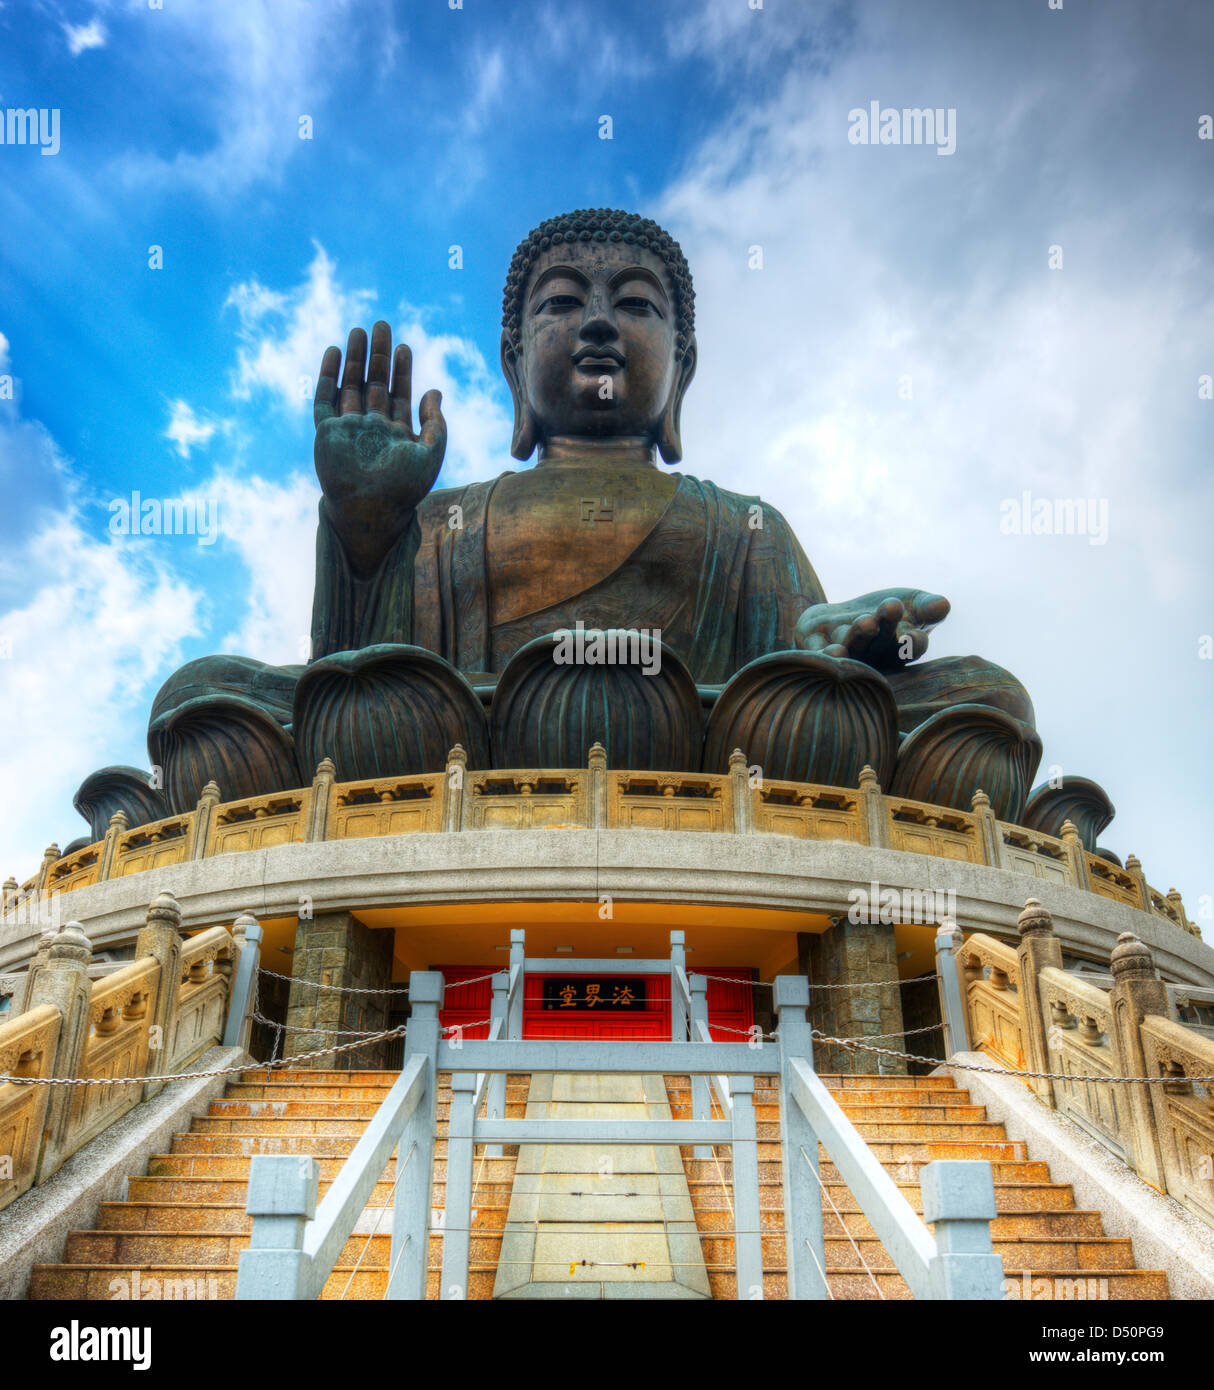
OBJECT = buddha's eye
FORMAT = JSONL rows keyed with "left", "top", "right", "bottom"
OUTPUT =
{"left": 537, "top": 294, "right": 582, "bottom": 313}
{"left": 616, "top": 296, "right": 660, "bottom": 316}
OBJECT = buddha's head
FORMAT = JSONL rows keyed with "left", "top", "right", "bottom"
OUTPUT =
{"left": 501, "top": 209, "right": 697, "bottom": 463}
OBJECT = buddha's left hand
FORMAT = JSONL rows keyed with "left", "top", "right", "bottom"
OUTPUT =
{"left": 794, "top": 590, "right": 950, "bottom": 673}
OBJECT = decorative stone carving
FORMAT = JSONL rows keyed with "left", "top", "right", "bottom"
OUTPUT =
{"left": 293, "top": 643, "right": 489, "bottom": 782}
{"left": 702, "top": 651, "right": 899, "bottom": 788}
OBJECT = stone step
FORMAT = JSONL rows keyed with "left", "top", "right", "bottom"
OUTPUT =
{"left": 665, "top": 1086, "right": 976, "bottom": 1108}
{"left": 704, "top": 1267, "right": 1169, "bottom": 1300}
{"left": 690, "top": 1232, "right": 1138, "bottom": 1272}
{"left": 59, "top": 1229, "right": 510, "bottom": 1268}
{"left": 37, "top": 1257, "right": 1167, "bottom": 1303}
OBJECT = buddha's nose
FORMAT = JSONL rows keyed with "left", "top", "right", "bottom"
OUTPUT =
{"left": 579, "top": 288, "right": 618, "bottom": 345}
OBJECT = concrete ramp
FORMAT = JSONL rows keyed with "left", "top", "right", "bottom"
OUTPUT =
{"left": 492, "top": 1073, "right": 710, "bottom": 1299}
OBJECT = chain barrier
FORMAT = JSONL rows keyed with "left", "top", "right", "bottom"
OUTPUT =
{"left": 0, "top": 1021, "right": 411, "bottom": 1088}
{"left": 258, "top": 967, "right": 411, "bottom": 997}
{"left": 809, "top": 1029, "right": 1214, "bottom": 1085}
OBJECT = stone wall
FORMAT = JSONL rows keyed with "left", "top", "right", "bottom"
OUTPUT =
{"left": 286, "top": 911, "right": 395, "bottom": 1069}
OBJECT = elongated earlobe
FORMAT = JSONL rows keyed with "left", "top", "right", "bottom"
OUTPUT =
{"left": 500, "top": 330, "right": 538, "bottom": 460}
{"left": 657, "top": 337, "right": 697, "bottom": 464}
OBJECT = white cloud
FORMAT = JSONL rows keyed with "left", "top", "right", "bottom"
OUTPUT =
{"left": 656, "top": 0, "right": 1213, "bottom": 922}
{"left": 224, "top": 241, "right": 512, "bottom": 480}
{"left": 201, "top": 469, "right": 320, "bottom": 668}
{"left": 164, "top": 398, "right": 219, "bottom": 459}
{"left": 63, "top": 19, "right": 107, "bottom": 56}
{"left": 226, "top": 243, "right": 376, "bottom": 412}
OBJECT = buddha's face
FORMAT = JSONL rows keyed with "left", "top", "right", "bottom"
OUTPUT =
{"left": 508, "top": 240, "right": 690, "bottom": 453}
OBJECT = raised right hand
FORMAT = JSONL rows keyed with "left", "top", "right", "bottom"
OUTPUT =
{"left": 313, "top": 322, "right": 447, "bottom": 575}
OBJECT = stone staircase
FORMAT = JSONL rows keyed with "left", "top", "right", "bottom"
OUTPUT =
{"left": 27, "top": 1068, "right": 1169, "bottom": 1300}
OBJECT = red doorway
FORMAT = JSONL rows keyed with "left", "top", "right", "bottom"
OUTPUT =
{"left": 435, "top": 966, "right": 755, "bottom": 1041}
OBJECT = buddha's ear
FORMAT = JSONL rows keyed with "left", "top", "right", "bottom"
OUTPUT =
{"left": 657, "top": 334, "right": 697, "bottom": 464}
{"left": 501, "top": 330, "right": 539, "bottom": 461}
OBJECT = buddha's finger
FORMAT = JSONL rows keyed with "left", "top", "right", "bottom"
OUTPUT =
{"left": 366, "top": 322, "right": 392, "bottom": 417}
{"left": 823, "top": 643, "right": 848, "bottom": 659}
{"left": 829, "top": 623, "right": 852, "bottom": 648}
{"left": 313, "top": 345, "right": 341, "bottom": 426}
{"left": 911, "top": 592, "right": 950, "bottom": 628}
{"left": 896, "top": 624, "right": 929, "bottom": 662}
{"left": 876, "top": 597, "right": 905, "bottom": 627}
{"left": 390, "top": 344, "right": 414, "bottom": 433}
{"left": 418, "top": 389, "right": 446, "bottom": 453}
{"left": 340, "top": 328, "right": 368, "bottom": 415}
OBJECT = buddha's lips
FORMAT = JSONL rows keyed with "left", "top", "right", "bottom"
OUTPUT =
{"left": 573, "top": 348, "right": 625, "bottom": 368}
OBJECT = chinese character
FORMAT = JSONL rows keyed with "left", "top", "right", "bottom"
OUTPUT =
{"left": 611, "top": 985, "right": 635, "bottom": 1007}
{"left": 559, "top": 984, "right": 577, "bottom": 1009}
{"left": 585, "top": 983, "right": 602, "bottom": 1008}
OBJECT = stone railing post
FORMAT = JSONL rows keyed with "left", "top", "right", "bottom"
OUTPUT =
{"left": 688, "top": 974, "right": 712, "bottom": 1160}
{"left": 670, "top": 930, "right": 688, "bottom": 1043}
{"left": 507, "top": 929, "right": 526, "bottom": 1041}
{"left": 19, "top": 930, "right": 58, "bottom": 1012}
{"left": 1059, "top": 820, "right": 1090, "bottom": 892}
{"left": 970, "top": 790, "right": 1001, "bottom": 867}
{"left": 35, "top": 844, "right": 60, "bottom": 896}
{"left": 223, "top": 911, "right": 264, "bottom": 1052}
{"left": 1165, "top": 888, "right": 1189, "bottom": 932}
{"left": 97, "top": 810, "right": 128, "bottom": 882}
{"left": 305, "top": 758, "right": 336, "bottom": 841}
{"left": 774, "top": 974, "right": 827, "bottom": 1299}
{"left": 136, "top": 891, "right": 185, "bottom": 1100}
{"left": 858, "top": 766, "right": 888, "bottom": 848}
{"left": 442, "top": 744, "right": 467, "bottom": 832}
{"left": 236, "top": 1154, "right": 320, "bottom": 1300}
{"left": 27, "top": 921, "right": 94, "bottom": 1181}
{"left": 1124, "top": 854, "right": 1153, "bottom": 913}
{"left": 728, "top": 748, "right": 753, "bottom": 835}
{"left": 935, "top": 920, "right": 971, "bottom": 1056}
{"left": 2, "top": 876, "right": 18, "bottom": 912}
{"left": 588, "top": 741, "right": 608, "bottom": 828}
{"left": 920, "top": 1161, "right": 1005, "bottom": 1300}
{"left": 187, "top": 781, "right": 221, "bottom": 859}
{"left": 1015, "top": 898, "right": 1062, "bottom": 1107}
{"left": 388, "top": 971, "right": 444, "bottom": 1300}
{"left": 483, "top": 971, "right": 508, "bottom": 1159}
{"left": 1107, "top": 932, "right": 1168, "bottom": 1190}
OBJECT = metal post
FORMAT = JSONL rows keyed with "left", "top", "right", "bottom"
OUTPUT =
{"left": 689, "top": 975, "right": 712, "bottom": 1160}
{"left": 387, "top": 971, "right": 443, "bottom": 1300}
{"left": 774, "top": 975, "right": 827, "bottom": 1299}
{"left": 934, "top": 920, "right": 970, "bottom": 1057}
{"left": 669, "top": 930, "right": 687, "bottom": 1043}
{"left": 920, "top": 1160, "right": 1005, "bottom": 1300}
{"left": 508, "top": 929, "right": 525, "bottom": 1042}
{"left": 729, "top": 1075, "right": 763, "bottom": 1299}
{"left": 236, "top": 1155, "right": 319, "bottom": 1299}
{"left": 441, "top": 1071, "right": 477, "bottom": 1300}
{"left": 484, "top": 971, "right": 508, "bottom": 1158}
{"left": 223, "top": 913, "right": 263, "bottom": 1050}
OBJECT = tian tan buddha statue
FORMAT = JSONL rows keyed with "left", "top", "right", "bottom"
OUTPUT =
{"left": 72, "top": 209, "right": 1116, "bottom": 853}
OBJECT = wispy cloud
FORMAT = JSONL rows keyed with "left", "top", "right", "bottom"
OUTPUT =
{"left": 63, "top": 18, "right": 107, "bottom": 57}
{"left": 164, "top": 398, "right": 219, "bottom": 458}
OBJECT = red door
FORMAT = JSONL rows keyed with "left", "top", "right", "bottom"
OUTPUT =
{"left": 435, "top": 967, "right": 754, "bottom": 1041}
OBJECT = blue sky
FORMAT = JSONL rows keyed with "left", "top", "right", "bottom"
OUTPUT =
{"left": 0, "top": 0, "right": 1210, "bottom": 938}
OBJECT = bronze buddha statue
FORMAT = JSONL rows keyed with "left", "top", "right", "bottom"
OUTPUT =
{"left": 76, "top": 209, "right": 1096, "bottom": 845}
